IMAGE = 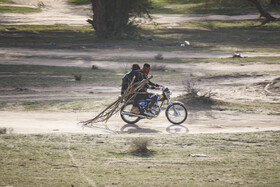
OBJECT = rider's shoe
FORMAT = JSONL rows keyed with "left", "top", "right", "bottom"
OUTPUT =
{"left": 131, "top": 106, "right": 140, "bottom": 115}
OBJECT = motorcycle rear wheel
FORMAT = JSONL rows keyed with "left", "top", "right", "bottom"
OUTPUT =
{"left": 165, "top": 103, "right": 188, "bottom": 125}
{"left": 120, "top": 104, "right": 141, "bottom": 124}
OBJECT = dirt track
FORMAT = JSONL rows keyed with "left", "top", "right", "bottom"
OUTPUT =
{"left": 1, "top": 110, "right": 280, "bottom": 134}
{"left": 0, "top": 0, "right": 279, "bottom": 134}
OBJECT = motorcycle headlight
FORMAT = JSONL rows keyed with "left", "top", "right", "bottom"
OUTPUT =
{"left": 166, "top": 90, "right": 172, "bottom": 98}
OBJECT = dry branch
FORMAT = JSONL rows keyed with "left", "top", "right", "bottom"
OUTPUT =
{"left": 81, "top": 76, "right": 153, "bottom": 125}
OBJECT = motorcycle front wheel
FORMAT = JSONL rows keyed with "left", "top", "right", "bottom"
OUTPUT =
{"left": 120, "top": 103, "right": 141, "bottom": 124}
{"left": 165, "top": 103, "right": 188, "bottom": 125}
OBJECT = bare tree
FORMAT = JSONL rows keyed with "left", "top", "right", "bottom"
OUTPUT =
{"left": 87, "top": 0, "right": 151, "bottom": 38}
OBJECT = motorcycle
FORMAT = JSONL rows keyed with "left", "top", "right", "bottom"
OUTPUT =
{"left": 120, "top": 87, "right": 188, "bottom": 125}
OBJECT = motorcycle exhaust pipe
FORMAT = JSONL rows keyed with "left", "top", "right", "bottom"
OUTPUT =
{"left": 121, "top": 111, "right": 145, "bottom": 118}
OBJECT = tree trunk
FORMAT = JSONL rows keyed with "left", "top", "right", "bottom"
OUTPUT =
{"left": 88, "top": 0, "right": 151, "bottom": 38}
{"left": 88, "top": 0, "right": 109, "bottom": 38}
{"left": 248, "top": 0, "right": 277, "bottom": 23}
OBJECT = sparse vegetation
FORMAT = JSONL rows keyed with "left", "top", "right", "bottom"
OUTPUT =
{"left": 154, "top": 53, "right": 164, "bottom": 60}
{"left": 0, "top": 131, "right": 279, "bottom": 186}
{"left": 0, "top": 1, "right": 279, "bottom": 186}
{"left": 130, "top": 137, "right": 152, "bottom": 155}
{"left": 37, "top": 1, "right": 45, "bottom": 8}
{"left": 180, "top": 20, "right": 280, "bottom": 30}
{"left": 183, "top": 79, "right": 199, "bottom": 96}
{"left": 0, "top": 128, "right": 7, "bottom": 134}
{"left": 0, "top": 25, "right": 93, "bottom": 31}
{"left": 182, "top": 79, "right": 216, "bottom": 106}
{"left": 73, "top": 74, "right": 82, "bottom": 81}
{"left": 152, "top": 64, "right": 167, "bottom": 71}
{"left": 151, "top": 0, "right": 279, "bottom": 15}
{"left": 0, "top": 65, "right": 120, "bottom": 88}
{"left": 68, "top": 0, "right": 91, "bottom": 5}
{"left": 0, "top": 127, "right": 13, "bottom": 134}
{"left": 0, "top": 5, "right": 41, "bottom": 13}
{"left": 2, "top": 21, "right": 279, "bottom": 53}
{"left": 0, "top": 0, "right": 14, "bottom": 4}
{"left": 0, "top": 98, "right": 115, "bottom": 111}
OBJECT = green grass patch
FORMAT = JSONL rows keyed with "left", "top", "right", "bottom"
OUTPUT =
{"left": 180, "top": 20, "right": 280, "bottom": 30}
{"left": 0, "top": 98, "right": 115, "bottom": 111}
{"left": 126, "top": 56, "right": 279, "bottom": 65}
{"left": 149, "top": 26, "right": 280, "bottom": 53}
{"left": 0, "top": 131, "right": 279, "bottom": 186}
{"left": 1, "top": 21, "right": 280, "bottom": 53}
{"left": 68, "top": 0, "right": 91, "bottom": 5}
{"left": 151, "top": 0, "right": 257, "bottom": 15}
{"left": 174, "top": 56, "right": 280, "bottom": 64}
{"left": 180, "top": 93, "right": 280, "bottom": 113}
{"left": 215, "top": 100, "right": 280, "bottom": 114}
{"left": 151, "top": 0, "right": 279, "bottom": 15}
{"left": 0, "top": 0, "right": 14, "bottom": 4}
{"left": 0, "top": 26, "right": 96, "bottom": 48}
{"left": 0, "top": 25, "right": 93, "bottom": 31}
{"left": 0, "top": 5, "right": 40, "bottom": 13}
{"left": 0, "top": 65, "right": 120, "bottom": 88}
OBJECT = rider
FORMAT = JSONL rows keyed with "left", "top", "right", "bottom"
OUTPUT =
{"left": 141, "top": 63, "right": 161, "bottom": 114}
{"left": 121, "top": 64, "right": 144, "bottom": 114}
{"left": 131, "top": 63, "right": 161, "bottom": 115}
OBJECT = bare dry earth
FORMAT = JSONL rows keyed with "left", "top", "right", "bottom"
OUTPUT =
{"left": 1, "top": 0, "right": 280, "bottom": 26}
{"left": 0, "top": 0, "right": 279, "bottom": 134}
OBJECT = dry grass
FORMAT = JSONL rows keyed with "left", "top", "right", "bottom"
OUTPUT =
{"left": 0, "top": 131, "right": 279, "bottom": 186}
{"left": 73, "top": 74, "right": 82, "bottom": 81}
{"left": 0, "top": 127, "right": 13, "bottom": 134}
{"left": 0, "top": 128, "right": 7, "bottom": 134}
{"left": 182, "top": 79, "right": 216, "bottom": 105}
{"left": 152, "top": 64, "right": 167, "bottom": 71}
{"left": 154, "top": 53, "right": 164, "bottom": 60}
{"left": 130, "top": 137, "right": 152, "bottom": 154}
{"left": 183, "top": 79, "right": 199, "bottom": 96}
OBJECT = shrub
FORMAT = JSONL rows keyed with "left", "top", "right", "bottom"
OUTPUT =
{"left": 130, "top": 137, "right": 151, "bottom": 154}
{"left": 152, "top": 64, "right": 167, "bottom": 71}
{"left": 0, "top": 128, "right": 7, "bottom": 134}
{"left": 154, "top": 53, "right": 164, "bottom": 60}
{"left": 183, "top": 79, "right": 216, "bottom": 105}
{"left": 74, "top": 74, "right": 82, "bottom": 81}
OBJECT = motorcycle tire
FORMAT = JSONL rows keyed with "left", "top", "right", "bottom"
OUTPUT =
{"left": 120, "top": 103, "right": 141, "bottom": 124}
{"left": 165, "top": 102, "right": 188, "bottom": 125}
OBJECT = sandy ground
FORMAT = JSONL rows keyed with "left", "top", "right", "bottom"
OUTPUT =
{"left": 1, "top": 56, "right": 279, "bottom": 134}
{"left": 0, "top": 0, "right": 279, "bottom": 134}
{"left": 1, "top": 0, "right": 279, "bottom": 26}
{"left": 1, "top": 110, "right": 279, "bottom": 134}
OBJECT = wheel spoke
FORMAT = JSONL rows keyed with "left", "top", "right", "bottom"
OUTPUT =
{"left": 166, "top": 103, "right": 187, "bottom": 124}
{"left": 121, "top": 104, "right": 141, "bottom": 124}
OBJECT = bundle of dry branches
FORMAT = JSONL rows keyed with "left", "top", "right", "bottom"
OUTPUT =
{"left": 81, "top": 76, "right": 153, "bottom": 126}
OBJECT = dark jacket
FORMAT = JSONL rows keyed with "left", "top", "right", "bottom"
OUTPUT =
{"left": 121, "top": 70, "right": 144, "bottom": 95}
